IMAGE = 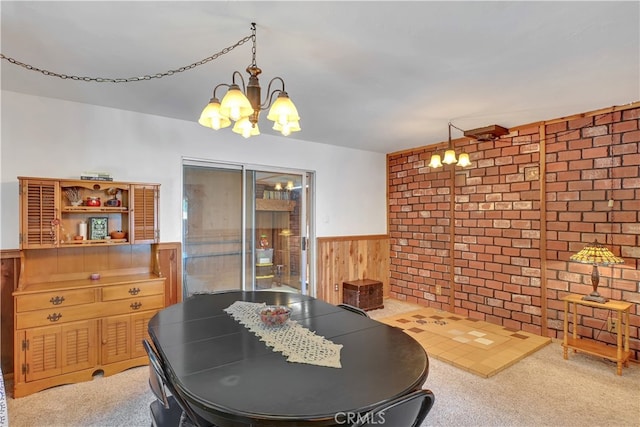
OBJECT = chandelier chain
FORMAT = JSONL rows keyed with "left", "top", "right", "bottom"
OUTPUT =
{"left": 0, "top": 33, "right": 253, "bottom": 83}
{"left": 250, "top": 22, "right": 257, "bottom": 67}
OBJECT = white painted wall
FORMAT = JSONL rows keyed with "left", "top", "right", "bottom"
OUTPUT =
{"left": 0, "top": 90, "right": 387, "bottom": 250}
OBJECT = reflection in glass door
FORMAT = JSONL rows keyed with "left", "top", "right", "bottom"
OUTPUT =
{"left": 182, "top": 159, "right": 313, "bottom": 297}
{"left": 250, "top": 171, "right": 310, "bottom": 293}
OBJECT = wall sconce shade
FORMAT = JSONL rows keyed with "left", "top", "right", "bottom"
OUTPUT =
{"left": 198, "top": 23, "right": 301, "bottom": 139}
{"left": 442, "top": 149, "right": 457, "bottom": 165}
{"left": 428, "top": 154, "right": 442, "bottom": 168}
{"left": 570, "top": 240, "right": 624, "bottom": 303}
{"left": 429, "top": 122, "right": 471, "bottom": 168}
{"left": 457, "top": 152, "right": 471, "bottom": 167}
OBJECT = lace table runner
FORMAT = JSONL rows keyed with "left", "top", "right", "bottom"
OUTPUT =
{"left": 224, "top": 301, "right": 342, "bottom": 368}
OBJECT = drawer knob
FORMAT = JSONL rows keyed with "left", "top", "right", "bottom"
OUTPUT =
{"left": 50, "top": 296, "right": 65, "bottom": 305}
{"left": 47, "top": 313, "right": 62, "bottom": 322}
{"left": 130, "top": 302, "right": 142, "bottom": 310}
{"left": 128, "top": 287, "right": 141, "bottom": 295}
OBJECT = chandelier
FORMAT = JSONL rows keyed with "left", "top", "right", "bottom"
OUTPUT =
{"left": 198, "top": 23, "right": 301, "bottom": 139}
{"left": 428, "top": 122, "right": 471, "bottom": 168}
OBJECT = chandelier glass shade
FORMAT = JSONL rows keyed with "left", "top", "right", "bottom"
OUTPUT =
{"left": 232, "top": 117, "right": 261, "bottom": 138}
{"left": 267, "top": 92, "right": 300, "bottom": 125}
{"left": 219, "top": 84, "right": 255, "bottom": 122}
{"left": 198, "top": 98, "right": 231, "bottom": 130}
{"left": 429, "top": 122, "right": 471, "bottom": 168}
{"left": 198, "top": 23, "right": 301, "bottom": 139}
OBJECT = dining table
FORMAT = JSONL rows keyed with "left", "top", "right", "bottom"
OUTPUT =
{"left": 147, "top": 290, "right": 429, "bottom": 426}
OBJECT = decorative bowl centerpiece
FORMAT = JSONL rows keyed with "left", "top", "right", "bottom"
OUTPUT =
{"left": 259, "top": 305, "right": 291, "bottom": 327}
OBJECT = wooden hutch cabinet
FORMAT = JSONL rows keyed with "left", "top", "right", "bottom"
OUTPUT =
{"left": 13, "top": 176, "right": 163, "bottom": 397}
{"left": 19, "top": 177, "right": 159, "bottom": 248}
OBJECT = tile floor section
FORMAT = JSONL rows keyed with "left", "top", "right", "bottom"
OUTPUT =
{"left": 378, "top": 307, "right": 552, "bottom": 378}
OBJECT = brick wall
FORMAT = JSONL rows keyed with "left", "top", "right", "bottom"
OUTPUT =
{"left": 387, "top": 103, "right": 640, "bottom": 359}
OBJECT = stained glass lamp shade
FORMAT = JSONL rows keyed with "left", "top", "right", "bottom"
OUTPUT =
{"left": 569, "top": 240, "right": 624, "bottom": 303}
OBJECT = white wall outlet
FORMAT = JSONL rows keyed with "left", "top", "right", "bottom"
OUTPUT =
{"left": 435, "top": 285, "right": 442, "bottom": 295}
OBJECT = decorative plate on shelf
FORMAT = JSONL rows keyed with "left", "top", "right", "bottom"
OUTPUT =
{"left": 88, "top": 217, "right": 108, "bottom": 240}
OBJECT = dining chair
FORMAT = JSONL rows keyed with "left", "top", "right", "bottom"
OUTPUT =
{"left": 351, "top": 389, "right": 435, "bottom": 427}
{"left": 337, "top": 303, "right": 370, "bottom": 318}
{"left": 142, "top": 339, "right": 211, "bottom": 427}
{"left": 143, "top": 339, "right": 184, "bottom": 426}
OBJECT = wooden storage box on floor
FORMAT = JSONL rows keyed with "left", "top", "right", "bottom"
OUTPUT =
{"left": 343, "top": 279, "right": 383, "bottom": 311}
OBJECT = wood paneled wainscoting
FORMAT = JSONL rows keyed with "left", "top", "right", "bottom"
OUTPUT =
{"left": 316, "top": 235, "right": 389, "bottom": 305}
{"left": 1, "top": 250, "right": 20, "bottom": 376}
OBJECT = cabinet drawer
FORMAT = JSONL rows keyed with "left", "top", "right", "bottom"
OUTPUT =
{"left": 103, "top": 294, "right": 164, "bottom": 316}
{"left": 101, "top": 280, "right": 164, "bottom": 301}
{"left": 16, "top": 303, "right": 101, "bottom": 329}
{"left": 16, "top": 288, "right": 96, "bottom": 313}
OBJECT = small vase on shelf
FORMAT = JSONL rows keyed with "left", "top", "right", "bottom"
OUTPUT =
{"left": 86, "top": 197, "right": 101, "bottom": 207}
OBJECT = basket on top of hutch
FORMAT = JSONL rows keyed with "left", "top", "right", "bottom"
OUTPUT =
{"left": 13, "top": 176, "right": 163, "bottom": 397}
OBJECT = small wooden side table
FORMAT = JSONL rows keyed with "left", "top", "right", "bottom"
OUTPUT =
{"left": 562, "top": 294, "right": 632, "bottom": 375}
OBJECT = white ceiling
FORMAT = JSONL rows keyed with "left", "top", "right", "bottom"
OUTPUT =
{"left": 2, "top": 1, "right": 639, "bottom": 153}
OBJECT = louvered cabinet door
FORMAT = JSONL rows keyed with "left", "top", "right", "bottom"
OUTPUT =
{"left": 22, "top": 321, "right": 98, "bottom": 382}
{"left": 60, "top": 320, "right": 98, "bottom": 374}
{"left": 19, "top": 179, "right": 59, "bottom": 249}
{"left": 130, "top": 184, "right": 159, "bottom": 244}
{"left": 23, "top": 325, "right": 62, "bottom": 382}
{"left": 101, "top": 314, "right": 132, "bottom": 365}
{"left": 131, "top": 310, "right": 158, "bottom": 358}
{"left": 101, "top": 311, "right": 158, "bottom": 364}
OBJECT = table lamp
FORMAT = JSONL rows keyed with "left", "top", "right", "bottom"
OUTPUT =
{"left": 569, "top": 240, "right": 624, "bottom": 303}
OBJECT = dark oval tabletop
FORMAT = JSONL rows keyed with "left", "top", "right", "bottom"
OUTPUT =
{"left": 148, "top": 291, "right": 429, "bottom": 426}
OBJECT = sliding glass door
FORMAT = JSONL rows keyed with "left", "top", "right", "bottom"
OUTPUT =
{"left": 250, "top": 170, "right": 312, "bottom": 294}
{"left": 182, "top": 163, "right": 243, "bottom": 295}
{"left": 182, "top": 160, "right": 314, "bottom": 297}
